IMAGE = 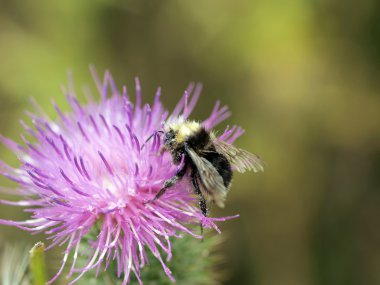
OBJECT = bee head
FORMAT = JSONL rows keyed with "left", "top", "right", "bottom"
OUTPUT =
{"left": 164, "top": 119, "right": 201, "bottom": 146}
{"left": 164, "top": 128, "right": 178, "bottom": 149}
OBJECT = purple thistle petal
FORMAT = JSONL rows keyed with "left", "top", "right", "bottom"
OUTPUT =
{"left": 98, "top": 151, "right": 113, "bottom": 176}
{"left": 90, "top": 115, "right": 100, "bottom": 136}
{"left": 99, "top": 114, "right": 111, "bottom": 135}
{"left": 202, "top": 100, "right": 231, "bottom": 130}
{"left": 113, "top": 125, "right": 125, "bottom": 145}
{"left": 77, "top": 122, "right": 90, "bottom": 142}
{"left": 170, "top": 83, "right": 194, "bottom": 119}
{"left": 0, "top": 134, "right": 24, "bottom": 152}
{"left": 184, "top": 83, "right": 202, "bottom": 119}
{"left": 79, "top": 157, "right": 91, "bottom": 181}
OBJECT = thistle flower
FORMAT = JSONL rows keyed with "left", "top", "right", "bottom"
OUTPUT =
{"left": 0, "top": 69, "right": 242, "bottom": 284}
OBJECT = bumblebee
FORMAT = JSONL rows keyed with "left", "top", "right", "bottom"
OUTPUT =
{"left": 145, "top": 118, "right": 263, "bottom": 216}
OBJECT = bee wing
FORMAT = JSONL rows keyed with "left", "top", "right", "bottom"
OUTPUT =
{"left": 187, "top": 147, "right": 228, "bottom": 208}
{"left": 213, "top": 140, "right": 264, "bottom": 173}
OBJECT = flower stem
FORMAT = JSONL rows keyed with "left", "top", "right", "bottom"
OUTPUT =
{"left": 29, "top": 242, "right": 47, "bottom": 285}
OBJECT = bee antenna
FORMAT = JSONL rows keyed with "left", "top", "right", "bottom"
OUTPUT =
{"left": 141, "top": 130, "right": 164, "bottom": 150}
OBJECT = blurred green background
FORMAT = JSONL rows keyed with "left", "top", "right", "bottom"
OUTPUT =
{"left": 1, "top": 0, "right": 380, "bottom": 284}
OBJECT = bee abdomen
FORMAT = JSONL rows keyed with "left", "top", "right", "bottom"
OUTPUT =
{"left": 203, "top": 152, "right": 233, "bottom": 187}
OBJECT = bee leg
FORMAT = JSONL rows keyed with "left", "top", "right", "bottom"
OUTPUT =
{"left": 191, "top": 170, "right": 208, "bottom": 235}
{"left": 145, "top": 162, "right": 188, "bottom": 204}
{"left": 191, "top": 175, "right": 208, "bottom": 216}
{"left": 158, "top": 145, "right": 166, "bottom": 156}
{"left": 141, "top": 130, "right": 164, "bottom": 150}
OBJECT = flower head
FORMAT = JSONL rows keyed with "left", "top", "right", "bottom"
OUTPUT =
{"left": 0, "top": 69, "right": 242, "bottom": 284}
